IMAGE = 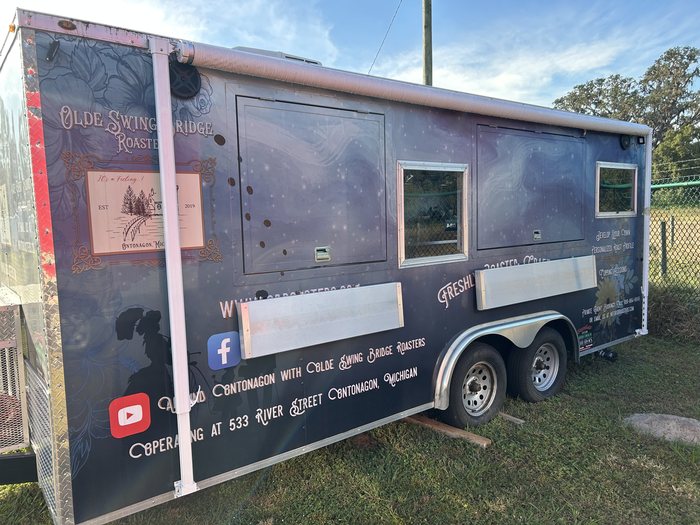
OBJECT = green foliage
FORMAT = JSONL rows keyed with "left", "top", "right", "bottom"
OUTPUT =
{"left": 554, "top": 46, "right": 700, "bottom": 148}
{"left": 641, "top": 47, "right": 700, "bottom": 147}
{"left": 553, "top": 74, "right": 642, "bottom": 123}
{"left": 651, "top": 124, "right": 700, "bottom": 181}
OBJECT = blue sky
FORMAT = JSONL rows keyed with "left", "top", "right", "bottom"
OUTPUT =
{"left": 3, "top": 1, "right": 700, "bottom": 106}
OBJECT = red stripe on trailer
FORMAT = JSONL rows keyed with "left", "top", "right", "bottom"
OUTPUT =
{"left": 26, "top": 95, "right": 56, "bottom": 280}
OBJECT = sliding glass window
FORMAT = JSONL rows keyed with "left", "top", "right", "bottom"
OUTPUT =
{"left": 398, "top": 161, "right": 468, "bottom": 267}
{"left": 596, "top": 162, "right": 637, "bottom": 217}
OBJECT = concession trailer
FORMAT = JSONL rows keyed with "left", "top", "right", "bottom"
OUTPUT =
{"left": 0, "top": 9, "right": 651, "bottom": 524}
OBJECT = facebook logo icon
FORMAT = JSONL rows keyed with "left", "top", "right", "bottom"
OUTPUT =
{"left": 207, "top": 331, "right": 241, "bottom": 370}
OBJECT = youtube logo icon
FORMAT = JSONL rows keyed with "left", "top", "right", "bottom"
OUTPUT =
{"left": 109, "top": 393, "right": 151, "bottom": 438}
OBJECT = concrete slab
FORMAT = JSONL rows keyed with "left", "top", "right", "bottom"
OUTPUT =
{"left": 624, "top": 413, "right": 700, "bottom": 445}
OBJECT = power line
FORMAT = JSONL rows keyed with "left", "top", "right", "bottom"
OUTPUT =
{"left": 652, "top": 156, "right": 700, "bottom": 168}
{"left": 368, "top": 0, "right": 403, "bottom": 75}
{"left": 653, "top": 164, "right": 700, "bottom": 175}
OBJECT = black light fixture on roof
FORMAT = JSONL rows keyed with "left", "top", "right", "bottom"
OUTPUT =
{"left": 620, "top": 135, "right": 632, "bottom": 150}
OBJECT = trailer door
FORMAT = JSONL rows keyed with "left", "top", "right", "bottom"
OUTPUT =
{"left": 235, "top": 97, "right": 386, "bottom": 274}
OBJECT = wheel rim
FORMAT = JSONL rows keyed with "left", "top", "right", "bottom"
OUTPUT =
{"left": 461, "top": 361, "right": 498, "bottom": 416}
{"left": 531, "top": 342, "right": 559, "bottom": 391}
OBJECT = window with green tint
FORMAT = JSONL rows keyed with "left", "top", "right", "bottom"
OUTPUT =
{"left": 596, "top": 163, "right": 637, "bottom": 217}
{"left": 403, "top": 169, "right": 463, "bottom": 259}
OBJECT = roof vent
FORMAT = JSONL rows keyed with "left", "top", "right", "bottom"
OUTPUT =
{"left": 232, "top": 46, "right": 322, "bottom": 66}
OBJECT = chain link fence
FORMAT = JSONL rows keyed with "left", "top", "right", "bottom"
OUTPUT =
{"left": 649, "top": 170, "right": 700, "bottom": 304}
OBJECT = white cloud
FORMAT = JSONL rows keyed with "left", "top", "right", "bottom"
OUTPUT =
{"left": 365, "top": 1, "right": 700, "bottom": 107}
{"left": 2, "top": 0, "right": 338, "bottom": 66}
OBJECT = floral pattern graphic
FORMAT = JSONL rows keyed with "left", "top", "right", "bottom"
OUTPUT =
{"left": 595, "top": 277, "right": 621, "bottom": 329}
{"left": 172, "top": 73, "right": 213, "bottom": 121}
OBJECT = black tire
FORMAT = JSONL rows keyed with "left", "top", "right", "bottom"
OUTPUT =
{"left": 507, "top": 327, "right": 567, "bottom": 403}
{"left": 443, "top": 343, "right": 506, "bottom": 428}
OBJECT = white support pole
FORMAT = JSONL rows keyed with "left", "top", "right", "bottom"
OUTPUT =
{"left": 148, "top": 36, "right": 199, "bottom": 497}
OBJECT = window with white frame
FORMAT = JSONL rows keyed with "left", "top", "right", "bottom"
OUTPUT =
{"left": 398, "top": 161, "right": 468, "bottom": 267}
{"left": 596, "top": 162, "right": 637, "bottom": 217}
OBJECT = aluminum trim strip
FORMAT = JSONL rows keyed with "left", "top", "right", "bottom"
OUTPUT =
{"left": 238, "top": 283, "right": 403, "bottom": 359}
{"left": 396, "top": 283, "right": 404, "bottom": 328}
{"left": 475, "top": 256, "right": 597, "bottom": 311}
{"left": 197, "top": 402, "right": 434, "bottom": 491}
{"left": 238, "top": 303, "right": 251, "bottom": 360}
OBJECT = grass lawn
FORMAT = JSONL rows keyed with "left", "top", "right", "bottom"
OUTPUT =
{"left": 2, "top": 335, "right": 698, "bottom": 525}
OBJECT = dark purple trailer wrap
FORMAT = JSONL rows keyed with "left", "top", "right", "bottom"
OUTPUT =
{"left": 0, "top": 10, "right": 650, "bottom": 524}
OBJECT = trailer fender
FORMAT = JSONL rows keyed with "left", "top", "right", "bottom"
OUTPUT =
{"left": 433, "top": 311, "right": 577, "bottom": 410}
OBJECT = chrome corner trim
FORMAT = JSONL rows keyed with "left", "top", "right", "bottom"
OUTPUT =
{"left": 175, "top": 40, "right": 195, "bottom": 64}
{"left": 20, "top": 27, "right": 75, "bottom": 525}
{"left": 197, "top": 402, "right": 434, "bottom": 491}
{"left": 433, "top": 311, "right": 576, "bottom": 410}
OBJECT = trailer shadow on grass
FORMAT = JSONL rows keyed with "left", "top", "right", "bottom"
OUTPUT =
{"left": 2, "top": 335, "right": 699, "bottom": 525}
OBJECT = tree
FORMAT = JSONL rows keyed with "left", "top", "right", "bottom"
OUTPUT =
{"left": 553, "top": 74, "right": 642, "bottom": 123}
{"left": 652, "top": 124, "right": 700, "bottom": 181}
{"left": 553, "top": 46, "right": 700, "bottom": 148}
{"left": 640, "top": 47, "right": 700, "bottom": 147}
{"left": 122, "top": 186, "right": 135, "bottom": 215}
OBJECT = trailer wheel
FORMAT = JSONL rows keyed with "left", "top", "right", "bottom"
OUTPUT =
{"left": 444, "top": 343, "right": 506, "bottom": 428}
{"left": 507, "top": 327, "right": 567, "bottom": 402}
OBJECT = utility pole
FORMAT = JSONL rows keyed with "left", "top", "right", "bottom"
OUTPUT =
{"left": 423, "top": 0, "right": 432, "bottom": 86}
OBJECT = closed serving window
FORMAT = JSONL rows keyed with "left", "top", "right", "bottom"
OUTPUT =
{"left": 476, "top": 126, "right": 584, "bottom": 249}
{"left": 236, "top": 97, "right": 386, "bottom": 274}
